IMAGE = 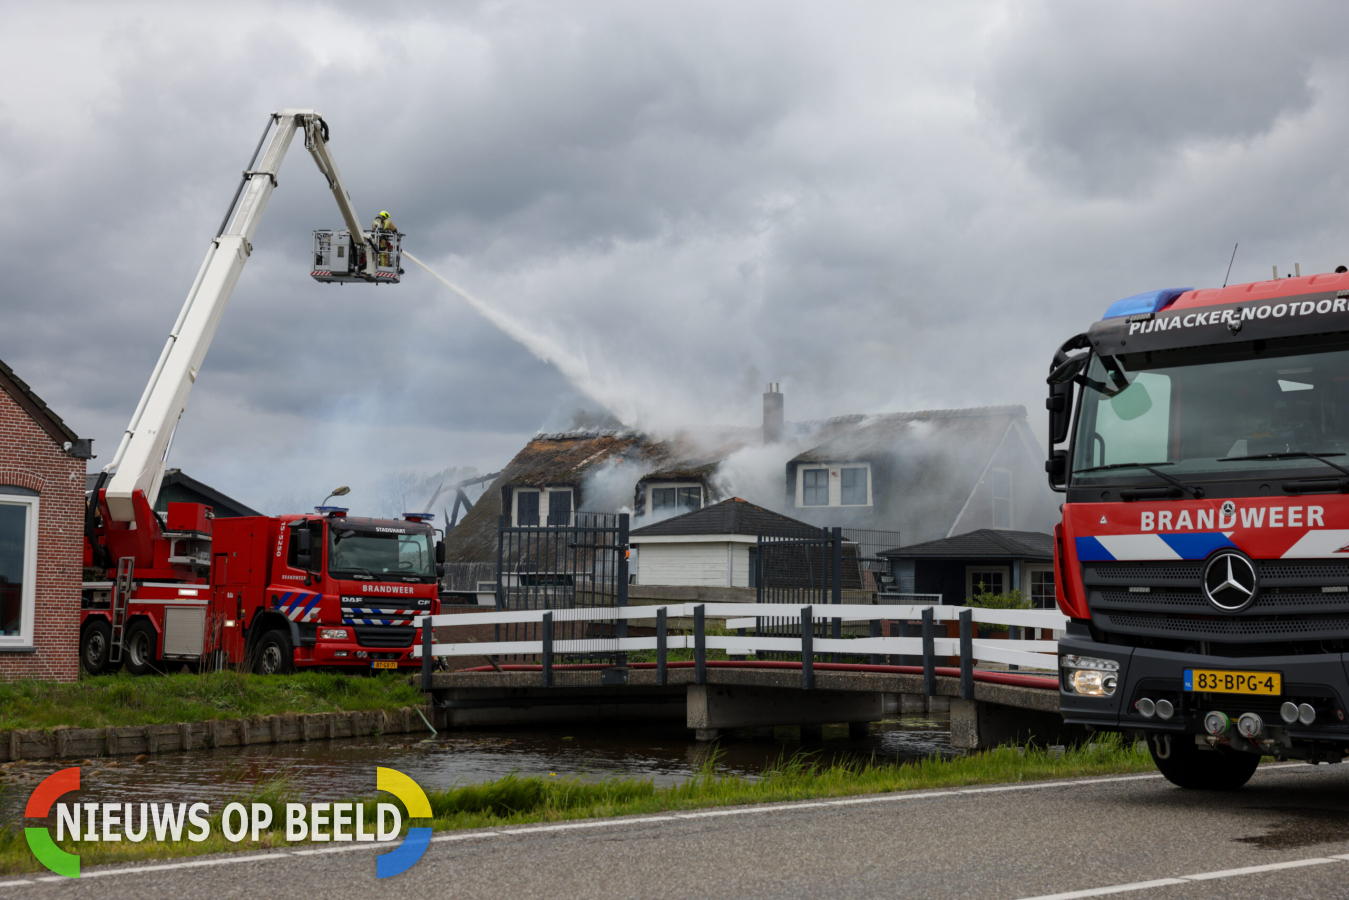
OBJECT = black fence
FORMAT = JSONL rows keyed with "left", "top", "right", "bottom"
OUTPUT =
{"left": 493, "top": 512, "right": 628, "bottom": 683}
{"left": 751, "top": 527, "right": 903, "bottom": 664}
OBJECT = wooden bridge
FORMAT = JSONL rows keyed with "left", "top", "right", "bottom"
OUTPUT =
{"left": 416, "top": 604, "right": 1086, "bottom": 750}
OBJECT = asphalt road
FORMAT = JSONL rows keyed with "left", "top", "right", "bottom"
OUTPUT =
{"left": 7, "top": 763, "right": 1349, "bottom": 899}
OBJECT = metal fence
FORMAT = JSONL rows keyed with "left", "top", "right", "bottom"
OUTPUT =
{"left": 489, "top": 512, "right": 629, "bottom": 681}
{"left": 440, "top": 561, "right": 497, "bottom": 592}
{"left": 754, "top": 528, "right": 842, "bottom": 659}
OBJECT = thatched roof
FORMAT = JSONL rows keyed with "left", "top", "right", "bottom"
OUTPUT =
{"left": 443, "top": 431, "right": 659, "bottom": 563}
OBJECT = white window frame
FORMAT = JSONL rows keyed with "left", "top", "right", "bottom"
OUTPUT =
{"left": 991, "top": 467, "right": 1013, "bottom": 529}
{"left": 0, "top": 493, "right": 39, "bottom": 650}
{"left": 545, "top": 487, "right": 574, "bottom": 527}
{"left": 646, "top": 482, "right": 703, "bottom": 515}
{"left": 966, "top": 565, "right": 1009, "bottom": 601}
{"left": 513, "top": 488, "right": 541, "bottom": 527}
{"left": 795, "top": 463, "right": 873, "bottom": 508}
{"left": 1026, "top": 565, "right": 1056, "bottom": 610}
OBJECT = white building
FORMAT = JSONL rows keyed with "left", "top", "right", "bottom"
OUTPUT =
{"left": 629, "top": 497, "right": 817, "bottom": 588}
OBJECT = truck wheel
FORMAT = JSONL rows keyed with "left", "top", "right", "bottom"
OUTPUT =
{"left": 124, "top": 621, "right": 160, "bottom": 676}
{"left": 1149, "top": 734, "right": 1259, "bottom": 790}
{"left": 81, "top": 620, "right": 112, "bottom": 675}
{"left": 253, "top": 629, "right": 294, "bottom": 675}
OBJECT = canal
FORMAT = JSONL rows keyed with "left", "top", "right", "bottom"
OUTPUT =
{"left": 0, "top": 713, "right": 952, "bottom": 822}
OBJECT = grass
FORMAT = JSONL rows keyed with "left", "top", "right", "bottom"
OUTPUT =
{"left": 0, "top": 735, "right": 1155, "bottom": 875}
{"left": 0, "top": 671, "right": 428, "bottom": 732}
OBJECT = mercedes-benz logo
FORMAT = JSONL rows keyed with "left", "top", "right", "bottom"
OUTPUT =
{"left": 1202, "top": 550, "right": 1259, "bottom": 612}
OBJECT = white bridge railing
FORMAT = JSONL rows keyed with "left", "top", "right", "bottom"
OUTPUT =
{"left": 413, "top": 604, "right": 1067, "bottom": 693}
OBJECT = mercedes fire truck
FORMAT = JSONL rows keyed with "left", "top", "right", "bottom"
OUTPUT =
{"left": 1048, "top": 269, "right": 1349, "bottom": 788}
{"left": 79, "top": 110, "right": 440, "bottom": 676}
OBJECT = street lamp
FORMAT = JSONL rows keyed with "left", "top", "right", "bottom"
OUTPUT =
{"left": 321, "top": 485, "right": 351, "bottom": 507}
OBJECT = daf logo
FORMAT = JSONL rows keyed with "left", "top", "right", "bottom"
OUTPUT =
{"left": 1202, "top": 550, "right": 1259, "bottom": 612}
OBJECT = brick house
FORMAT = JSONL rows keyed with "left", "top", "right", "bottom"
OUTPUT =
{"left": 0, "top": 358, "right": 91, "bottom": 682}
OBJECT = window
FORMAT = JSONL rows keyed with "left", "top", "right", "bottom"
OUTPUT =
{"left": 967, "top": 567, "right": 1007, "bottom": 599}
{"left": 802, "top": 469, "right": 829, "bottom": 506}
{"left": 516, "top": 490, "right": 540, "bottom": 527}
{"left": 547, "top": 489, "right": 572, "bottom": 526}
{"left": 748, "top": 547, "right": 759, "bottom": 588}
{"left": 286, "top": 520, "right": 324, "bottom": 571}
{"left": 330, "top": 527, "right": 436, "bottom": 577}
{"left": 840, "top": 467, "right": 868, "bottom": 505}
{"left": 991, "top": 468, "right": 1012, "bottom": 528}
{"left": 1029, "top": 568, "right": 1056, "bottom": 609}
{"left": 0, "top": 491, "right": 38, "bottom": 648}
{"left": 652, "top": 486, "right": 701, "bottom": 515}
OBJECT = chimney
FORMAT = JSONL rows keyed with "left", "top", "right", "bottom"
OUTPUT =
{"left": 763, "top": 382, "right": 783, "bottom": 444}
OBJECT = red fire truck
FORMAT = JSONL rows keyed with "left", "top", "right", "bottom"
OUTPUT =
{"left": 82, "top": 504, "right": 441, "bottom": 675}
{"left": 79, "top": 109, "right": 439, "bottom": 675}
{"left": 1048, "top": 268, "right": 1349, "bottom": 788}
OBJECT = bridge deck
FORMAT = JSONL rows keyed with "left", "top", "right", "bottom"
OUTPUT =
{"left": 427, "top": 668, "right": 1079, "bottom": 749}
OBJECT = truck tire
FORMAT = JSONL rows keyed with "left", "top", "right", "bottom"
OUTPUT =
{"left": 81, "top": 619, "right": 112, "bottom": 675}
{"left": 1149, "top": 734, "right": 1260, "bottom": 790}
{"left": 124, "top": 621, "right": 160, "bottom": 676}
{"left": 253, "top": 629, "right": 294, "bottom": 675}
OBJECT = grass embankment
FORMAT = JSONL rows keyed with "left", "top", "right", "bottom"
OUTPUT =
{"left": 0, "top": 671, "right": 427, "bottom": 732}
{"left": 0, "top": 737, "right": 1154, "bottom": 875}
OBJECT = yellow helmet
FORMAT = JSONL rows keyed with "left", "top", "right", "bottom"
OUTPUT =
{"left": 379, "top": 211, "right": 390, "bottom": 219}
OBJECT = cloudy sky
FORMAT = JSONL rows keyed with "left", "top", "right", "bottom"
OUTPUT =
{"left": 5, "top": 1, "right": 1349, "bottom": 514}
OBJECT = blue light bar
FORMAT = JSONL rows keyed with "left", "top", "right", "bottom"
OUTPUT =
{"left": 402, "top": 512, "right": 434, "bottom": 522}
{"left": 315, "top": 506, "right": 349, "bottom": 516}
{"left": 1102, "top": 287, "right": 1194, "bottom": 320}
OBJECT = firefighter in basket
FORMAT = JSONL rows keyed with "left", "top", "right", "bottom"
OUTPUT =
{"left": 372, "top": 210, "right": 397, "bottom": 267}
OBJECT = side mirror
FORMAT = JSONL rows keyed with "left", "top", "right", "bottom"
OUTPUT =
{"left": 1046, "top": 450, "right": 1068, "bottom": 489}
{"left": 295, "top": 528, "right": 312, "bottom": 552}
{"left": 436, "top": 563, "right": 446, "bottom": 578}
{"left": 295, "top": 551, "right": 312, "bottom": 570}
{"left": 1047, "top": 382, "right": 1073, "bottom": 445}
{"left": 435, "top": 540, "right": 446, "bottom": 565}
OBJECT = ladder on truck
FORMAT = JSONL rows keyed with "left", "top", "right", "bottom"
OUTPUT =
{"left": 107, "top": 557, "right": 135, "bottom": 664}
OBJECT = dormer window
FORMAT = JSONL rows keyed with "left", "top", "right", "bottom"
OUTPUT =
{"left": 646, "top": 483, "right": 702, "bottom": 516}
{"left": 795, "top": 463, "right": 872, "bottom": 508}
{"left": 513, "top": 487, "right": 574, "bottom": 527}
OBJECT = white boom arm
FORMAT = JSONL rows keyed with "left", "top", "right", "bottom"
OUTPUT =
{"left": 102, "top": 109, "right": 375, "bottom": 523}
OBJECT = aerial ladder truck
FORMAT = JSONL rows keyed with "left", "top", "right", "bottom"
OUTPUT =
{"left": 80, "top": 110, "right": 443, "bottom": 676}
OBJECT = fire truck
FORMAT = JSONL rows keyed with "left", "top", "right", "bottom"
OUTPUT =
{"left": 80, "top": 110, "right": 442, "bottom": 676}
{"left": 1048, "top": 267, "right": 1349, "bottom": 788}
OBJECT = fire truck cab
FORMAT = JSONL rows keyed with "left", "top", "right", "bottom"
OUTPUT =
{"left": 1048, "top": 269, "right": 1349, "bottom": 789}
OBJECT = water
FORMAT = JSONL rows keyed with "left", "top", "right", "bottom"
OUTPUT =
{"left": 0, "top": 714, "right": 951, "bottom": 822}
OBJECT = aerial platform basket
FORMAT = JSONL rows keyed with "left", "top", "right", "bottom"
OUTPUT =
{"left": 311, "top": 229, "right": 402, "bottom": 284}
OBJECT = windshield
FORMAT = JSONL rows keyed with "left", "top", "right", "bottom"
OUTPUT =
{"left": 1072, "top": 342, "right": 1349, "bottom": 484}
{"left": 328, "top": 527, "right": 435, "bottom": 578}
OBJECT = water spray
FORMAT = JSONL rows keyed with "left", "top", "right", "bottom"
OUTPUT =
{"left": 402, "top": 249, "right": 623, "bottom": 420}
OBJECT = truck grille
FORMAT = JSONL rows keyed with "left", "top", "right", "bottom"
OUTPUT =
{"left": 1085, "top": 559, "right": 1349, "bottom": 644}
{"left": 353, "top": 625, "right": 416, "bottom": 648}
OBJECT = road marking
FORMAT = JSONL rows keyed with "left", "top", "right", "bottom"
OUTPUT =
{"left": 0, "top": 765, "right": 1313, "bottom": 890}
{"left": 1017, "top": 856, "right": 1345, "bottom": 899}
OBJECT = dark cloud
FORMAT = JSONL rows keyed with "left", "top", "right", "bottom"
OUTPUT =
{"left": 6, "top": 1, "right": 1349, "bottom": 513}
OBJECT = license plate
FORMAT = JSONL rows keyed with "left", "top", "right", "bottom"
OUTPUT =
{"left": 1184, "top": 668, "right": 1281, "bottom": 695}
{"left": 371, "top": 660, "right": 398, "bottom": 670}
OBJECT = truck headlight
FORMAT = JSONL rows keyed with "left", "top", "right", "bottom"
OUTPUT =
{"left": 1061, "top": 654, "right": 1119, "bottom": 696}
{"left": 320, "top": 628, "right": 350, "bottom": 641}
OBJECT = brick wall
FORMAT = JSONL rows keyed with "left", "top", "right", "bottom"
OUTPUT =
{"left": 0, "top": 389, "right": 83, "bottom": 682}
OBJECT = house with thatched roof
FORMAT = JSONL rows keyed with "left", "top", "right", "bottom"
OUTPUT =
{"left": 443, "top": 390, "right": 1057, "bottom": 571}
{"left": 785, "top": 405, "right": 1056, "bottom": 544}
